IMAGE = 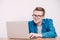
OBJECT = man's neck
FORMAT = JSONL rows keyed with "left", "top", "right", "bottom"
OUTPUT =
{"left": 37, "top": 21, "right": 42, "bottom": 26}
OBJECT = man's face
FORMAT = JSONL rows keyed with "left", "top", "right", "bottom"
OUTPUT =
{"left": 32, "top": 11, "right": 44, "bottom": 24}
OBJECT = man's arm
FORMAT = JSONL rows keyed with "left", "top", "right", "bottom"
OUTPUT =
{"left": 42, "top": 19, "right": 57, "bottom": 38}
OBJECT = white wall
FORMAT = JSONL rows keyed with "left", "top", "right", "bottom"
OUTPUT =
{"left": 0, "top": 0, "right": 60, "bottom": 38}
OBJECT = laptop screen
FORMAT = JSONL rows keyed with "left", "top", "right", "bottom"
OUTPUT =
{"left": 7, "top": 21, "right": 29, "bottom": 38}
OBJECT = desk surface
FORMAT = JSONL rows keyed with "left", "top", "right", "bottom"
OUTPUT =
{"left": 0, "top": 37, "right": 60, "bottom": 40}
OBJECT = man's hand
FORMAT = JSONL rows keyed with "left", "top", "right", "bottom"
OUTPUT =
{"left": 29, "top": 33, "right": 42, "bottom": 39}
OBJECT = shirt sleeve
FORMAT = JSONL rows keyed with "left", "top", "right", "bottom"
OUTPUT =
{"left": 28, "top": 21, "right": 31, "bottom": 33}
{"left": 42, "top": 19, "right": 57, "bottom": 38}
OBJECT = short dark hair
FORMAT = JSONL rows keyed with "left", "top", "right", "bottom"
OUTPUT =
{"left": 33, "top": 7, "right": 45, "bottom": 16}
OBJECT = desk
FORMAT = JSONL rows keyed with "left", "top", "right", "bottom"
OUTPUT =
{"left": 0, "top": 37, "right": 60, "bottom": 40}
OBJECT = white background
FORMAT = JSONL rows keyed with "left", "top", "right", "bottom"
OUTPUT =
{"left": 0, "top": 0, "right": 60, "bottom": 38}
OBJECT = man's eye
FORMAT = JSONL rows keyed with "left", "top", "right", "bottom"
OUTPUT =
{"left": 33, "top": 14, "right": 37, "bottom": 16}
{"left": 33, "top": 15, "right": 36, "bottom": 16}
{"left": 38, "top": 15, "right": 42, "bottom": 17}
{"left": 38, "top": 15, "right": 40, "bottom": 16}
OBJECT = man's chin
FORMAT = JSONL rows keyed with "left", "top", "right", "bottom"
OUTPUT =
{"left": 34, "top": 21, "right": 38, "bottom": 24}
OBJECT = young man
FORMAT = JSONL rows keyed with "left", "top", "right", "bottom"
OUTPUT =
{"left": 28, "top": 7, "right": 57, "bottom": 38}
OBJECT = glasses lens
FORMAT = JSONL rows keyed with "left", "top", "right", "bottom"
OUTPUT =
{"left": 32, "top": 14, "right": 43, "bottom": 18}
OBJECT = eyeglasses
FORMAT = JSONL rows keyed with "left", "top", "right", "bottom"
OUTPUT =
{"left": 32, "top": 14, "right": 43, "bottom": 18}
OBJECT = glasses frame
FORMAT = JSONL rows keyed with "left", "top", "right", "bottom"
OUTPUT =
{"left": 32, "top": 14, "right": 43, "bottom": 18}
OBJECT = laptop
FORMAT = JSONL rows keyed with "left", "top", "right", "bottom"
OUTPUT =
{"left": 7, "top": 21, "right": 29, "bottom": 39}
